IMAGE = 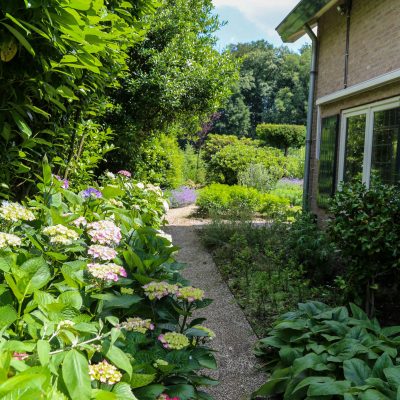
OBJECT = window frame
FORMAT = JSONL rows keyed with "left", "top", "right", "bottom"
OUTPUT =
{"left": 337, "top": 96, "right": 400, "bottom": 188}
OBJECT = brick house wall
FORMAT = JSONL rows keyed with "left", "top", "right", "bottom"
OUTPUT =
{"left": 309, "top": 0, "right": 400, "bottom": 219}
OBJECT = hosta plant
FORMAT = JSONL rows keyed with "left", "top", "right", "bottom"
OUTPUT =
{"left": 0, "top": 161, "right": 217, "bottom": 400}
{"left": 253, "top": 301, "right": 400, "bottom": 399}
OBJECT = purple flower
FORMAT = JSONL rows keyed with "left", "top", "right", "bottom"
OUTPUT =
{"left": 81, "top": 187, "right": 103, "bottom": 199}
{"left": 54, "top": 175, "right": 69, "bottom": 189}
{"left": 117, "top": 170, "right": 131, "bottom": 178}
{"left": 169, "top": 186, "right": 197, "bottom": 208}
{"left": 279, "top": 178, "right": 304, "bottom": 186}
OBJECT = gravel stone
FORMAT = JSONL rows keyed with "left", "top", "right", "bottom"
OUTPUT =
{"left": 165, "top": 205, "right": 266, "bottom": 400}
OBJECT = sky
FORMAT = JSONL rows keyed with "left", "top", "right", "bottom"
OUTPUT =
{"left": 213, "top": 0, "right": 310, "bottom": 52}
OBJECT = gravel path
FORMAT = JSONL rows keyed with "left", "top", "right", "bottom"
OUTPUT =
{"left": 165, "top": 205, "right": 265, "bottom": 400}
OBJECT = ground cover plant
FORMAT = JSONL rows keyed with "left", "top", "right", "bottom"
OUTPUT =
{"left": 200, "top": 214, "right": 336, "bottom": 336}
{"left": 253, "top": 301, "right": 400, "bottom": 400}
{"left": 0, "top": 162, "right": 217, "bottom": 400}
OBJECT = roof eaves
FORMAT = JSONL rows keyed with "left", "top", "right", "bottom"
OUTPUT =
{"left": 276, "top": 0, "right": 339, "bottom": 43}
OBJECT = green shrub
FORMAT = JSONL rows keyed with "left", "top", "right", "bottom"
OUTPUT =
{"left": 238, "top": 163, "right": 278, "bottom": 192}
{"left": 254, "top": 301, "right": 400, "bottom": 400}
{"left": 203, "top": 134, "right": 258, "bottom": 163}
{"left": 182, "top": 144, "right": 206, "bottom": 185}
{"left": 0, "top": 163, "right": 217, "bottom": 399}
{"left": 132, "top": 134, "right": 184, "bottom": 189}
{"left": 207, "top": 141, "right": 286, "bottom": 185}
{"left": 256, "top": 123, "right": 306, "bottom": 156}
{"left": 259, "top": 193, "right": 290, "bottom": 218}
{"left": 270, "top": 180, "right": 303, "bottom": 206}
{"left": 196, "top": 184, "right": 261, "bottom": 217}
{"left": 328, "top": 181, "right": 400, "bottom": 316}
{"left": 197, "top": 183, "right": 302, "bottom": 221}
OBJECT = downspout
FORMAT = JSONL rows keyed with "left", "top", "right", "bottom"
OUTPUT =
{"left": 303, "top": 23, "right": 318, "bottom": 211}
{"left": 344, "top": 0, "right": 352, "bottom": 88}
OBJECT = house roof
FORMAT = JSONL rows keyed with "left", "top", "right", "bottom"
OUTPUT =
{"left": 276, "top": 0, "right": 339, "bottom": 43}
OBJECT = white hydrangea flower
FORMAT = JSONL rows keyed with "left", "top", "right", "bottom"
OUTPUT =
{"left": 0, "top": 232, "right": 22, "bottom": 248}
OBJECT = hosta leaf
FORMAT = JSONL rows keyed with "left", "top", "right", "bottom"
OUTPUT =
{"left": 307, "top": 380, "right": 351, "bottom": 396}
{"left": 166, "top": 384, "right": 196, "bottom": 400}
{"left": 372, "top": 353, "right": 394, "bottom": 379}
{"left": 359, "top": 389, "right": 391, "bottom": 400}
{"left": 292, "top": 353, "right": 322, "bottom": 376}
{"left": 293, "top": 376, "right": 335, "bottom": 393}
{"left": 344, "top": 359, "right": 371, "bottom": 385}
{"left": 383, "top": 366, "right": 400, "bottom": 389}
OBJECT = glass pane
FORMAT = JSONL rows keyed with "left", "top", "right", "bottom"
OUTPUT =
{"left": 344, "top": 114, "right": 366, "bottom": 182}
{"left": 318, "top": 115, "right": 339, "bottom": 208}
{"left": 371, "top": 107, "right": 400, "bottom": 185}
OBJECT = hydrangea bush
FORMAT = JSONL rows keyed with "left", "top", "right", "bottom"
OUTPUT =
{"left": 0, "top": 161, "right": 217, "bottom": 400}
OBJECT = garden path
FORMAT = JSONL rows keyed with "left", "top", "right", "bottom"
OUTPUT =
{"left": 165, "top": 205, "right": 265, "bottom": 400}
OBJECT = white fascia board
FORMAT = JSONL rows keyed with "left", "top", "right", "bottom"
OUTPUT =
{"left": 316, "top": 68, "right": 400, "bottom": 106}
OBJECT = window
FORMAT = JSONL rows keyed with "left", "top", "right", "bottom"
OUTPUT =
{"left": 338, "top": 96, "right": 400, "bottom": 187}
{"left": 317, "top": 115, "right": 339, "bottom": 208}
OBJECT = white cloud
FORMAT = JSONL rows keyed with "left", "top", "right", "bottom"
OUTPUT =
{"left": 213, "top": 0, "right": 299, "bottom": 35}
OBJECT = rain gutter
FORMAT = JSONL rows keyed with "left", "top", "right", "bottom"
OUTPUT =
{"left": 303, "top": 24, "right": 318, "bottom": 211}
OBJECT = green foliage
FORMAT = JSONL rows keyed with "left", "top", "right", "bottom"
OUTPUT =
{"left": 256, "top": 123, "right": 306, "bottom": 156}
{"left": 215, "top": 41, "right": 310, "bottom": 136}
{"left": 238, "top": 163, "right": 278, "bottom": 192}
{"left": 197, "top": 184, "right": 261, "bottom": 218}
{"left": 284, "top": 148, "right": 305, "bottom": 179}
{"left": 200, "top": 217, "right": 334, "bottom": 336}
{"left": 253, "top": 301, "right": 400, "bottom": 400}
{"left": 127, "top": 134, "right": 184, "bottom": 189}
{"left": 206, "top": 141, "right": 286, "bottom": 185}
{"left": 271, "top": 180, "right": 303, "bottom": 206}
{"left": 197, "top": 183, "right": 302, "bottom": 221}
{"left": 0, "top": 0, "right": 158, "bottom": 197}
{"left": 182, "top": 145, "right": 206, "bottom": 185}
{"left": 202, "top": 134, "right": 258, "bottom": 164}
{"left": 328, "top": 181, "right": 400, "bottom": 317}
{"left": 105, "top": 0, "right": 238, "bottom": 173}
{"left": 0, "top": 164, "right": 217, "bottom": 399}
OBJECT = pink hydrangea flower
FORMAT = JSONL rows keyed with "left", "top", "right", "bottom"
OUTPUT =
{"left": 117, "top": 170, "right": 131, "bottom": 178}
{"left": 13, "top": 352, "right": 29, "bottom": 361}
{"left": 87, "top": 263, "right": 127, "bottom": 282}
{"left": 88, "top": 245, "right": 117, "bottom": 261}
{"left": 87, "top": 220, "right": 122, "bottom": 246}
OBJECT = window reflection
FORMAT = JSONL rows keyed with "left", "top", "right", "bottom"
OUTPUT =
{"left": 371, "top": 107, "right": 400, "bottom": 185}
{"left": 344, "top": 114, "right": 366, "bottom": 182}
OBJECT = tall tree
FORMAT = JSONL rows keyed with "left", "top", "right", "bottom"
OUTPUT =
{"left": 104, "top": 0, "right": 238, "bottom": 173}
{"left": 0, "top": 0, "right": 158, "bottom": 197}
{"left": 214, "top": 40, "right": 310, "bottom": 137}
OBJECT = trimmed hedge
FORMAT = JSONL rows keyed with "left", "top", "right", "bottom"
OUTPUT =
{"left": 256, "top": 123, "right": 306, "bottom": 156}
{"left": 196, "top": 184, "right": 300, "bottom": 219}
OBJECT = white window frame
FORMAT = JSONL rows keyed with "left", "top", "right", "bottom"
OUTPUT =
{"left": 337, "top": 96, "right": 400, "bottom": 188}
